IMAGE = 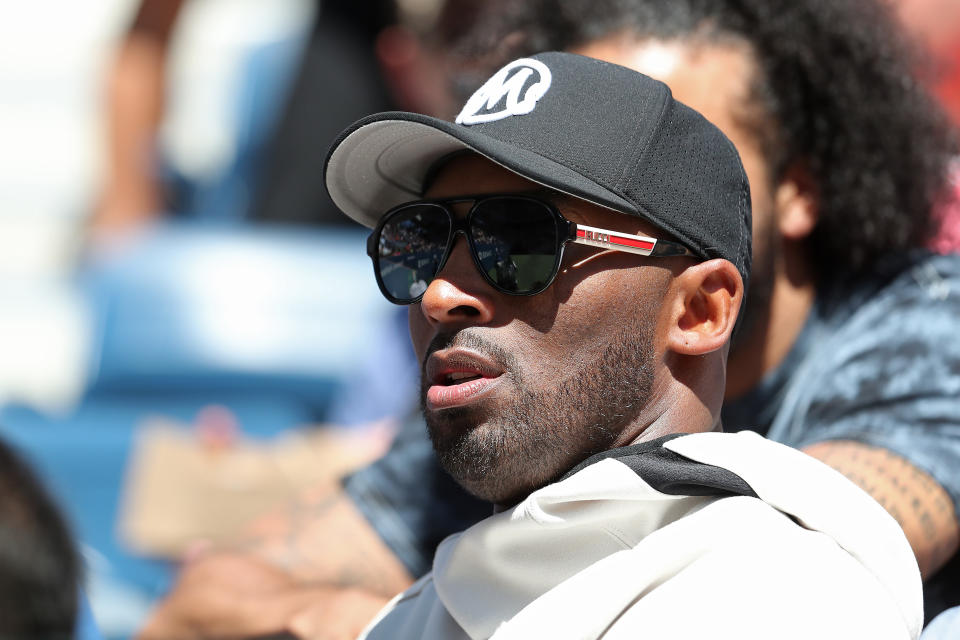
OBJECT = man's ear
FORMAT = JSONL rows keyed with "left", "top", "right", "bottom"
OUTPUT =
{"left": 775, "top": 161, "right": 819, "bottom": 240}
{"left": 667, "top": 259, "right": 744, "bottom": 356}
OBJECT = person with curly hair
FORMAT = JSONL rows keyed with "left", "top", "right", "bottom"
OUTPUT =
{"left": 139, "top": 1, "right": 960, "bottom": 637}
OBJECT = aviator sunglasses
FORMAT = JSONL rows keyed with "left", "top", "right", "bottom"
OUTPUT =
{"left": 367, "top": 193, "right": 697, "bottom": 304}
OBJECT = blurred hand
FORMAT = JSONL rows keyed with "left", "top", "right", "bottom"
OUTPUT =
{"left": 136, "top": 552, "right": 391, "bottom": 640}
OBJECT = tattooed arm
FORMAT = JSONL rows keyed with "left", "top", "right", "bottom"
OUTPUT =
{"left": 804, "top": 440, "right": 959, "bottom": 579}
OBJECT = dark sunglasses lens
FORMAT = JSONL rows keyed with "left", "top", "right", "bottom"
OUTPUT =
{"left": 376, "top": 205, "right": 450, "bottom": 302}
{"left": 472, "top": 199, "right": 559, "bottom": 294}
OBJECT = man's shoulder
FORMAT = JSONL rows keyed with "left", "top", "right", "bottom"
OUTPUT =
{"left": 819, "top": 251, "right": 960, "bottom": 323}
{"left": 802, "top": 251, "right": 960, "bottom": 366}
{"left": 867, "top": 251, "right": 960, "bottom": 306}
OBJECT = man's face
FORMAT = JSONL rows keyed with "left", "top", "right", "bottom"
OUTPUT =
{"left": 409, "top": 154, "right": 679, "bottom": 505}
{"left": 573, "top": 36, "right": 778, "bottom": 340}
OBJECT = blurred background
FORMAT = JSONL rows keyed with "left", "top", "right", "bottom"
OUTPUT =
{"left": 0, "top": 0, "right": 957, "bottom": 638}
{"left": 0, "top": 0, "right": 455, "bottom": 636}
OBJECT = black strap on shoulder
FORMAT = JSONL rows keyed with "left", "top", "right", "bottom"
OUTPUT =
{"left": 561, "top": 434, "right": 758, "bottom": 498}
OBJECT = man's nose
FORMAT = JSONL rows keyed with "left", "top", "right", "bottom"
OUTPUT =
{"left": 418, "top": 234, "right": 496, "bottom": 327}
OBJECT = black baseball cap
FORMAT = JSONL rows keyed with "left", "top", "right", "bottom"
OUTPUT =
{"left": 324, "top": 51, "right": 752, "bottom": 290}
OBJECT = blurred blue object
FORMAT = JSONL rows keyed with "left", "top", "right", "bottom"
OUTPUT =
{"left": 326, "top": 306, "right": 418, "bottom": 425}
{"left": 0, "top": 17, "right": 409, "bottom": 637}
{"left": 170, "top": 33, "right": 306, "bottom": 224}
{"left": 82, "top": 222, "right": 392, "bottom": 413}
{"left": 0, "top": 221, "right": 400, "bottom": 638}
{"left": 76, "top": 590, "right": 104, "bottom": 640}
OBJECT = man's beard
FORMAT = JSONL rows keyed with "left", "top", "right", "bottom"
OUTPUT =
{"left": 421, "top": 322, "right": 656, "bottom": 506}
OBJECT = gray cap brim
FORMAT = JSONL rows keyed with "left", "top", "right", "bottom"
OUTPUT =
{"left": 324, "top": 111, "right": 638, "bottom": 229}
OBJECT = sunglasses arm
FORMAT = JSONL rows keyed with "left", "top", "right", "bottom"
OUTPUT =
{"left": 571, "top": 223, "right": 696, "bottom": 258}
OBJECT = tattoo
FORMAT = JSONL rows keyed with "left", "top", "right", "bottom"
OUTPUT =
{"left": 804, "top": 440, "right": 960, "bottom": 578}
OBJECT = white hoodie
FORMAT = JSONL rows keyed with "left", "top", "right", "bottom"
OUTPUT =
{"left": 359, "top": 431, "right": 922, "bottom": 640}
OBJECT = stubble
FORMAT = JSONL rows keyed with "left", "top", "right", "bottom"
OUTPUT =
{"left": 421, "top": 322, "right": 656, "bottom": 505}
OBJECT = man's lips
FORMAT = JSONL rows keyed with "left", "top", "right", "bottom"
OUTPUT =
{"left": 424, "top": 349, "right": 505, "bottom": 410}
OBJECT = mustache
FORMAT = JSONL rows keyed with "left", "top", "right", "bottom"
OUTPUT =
{"left": 422, "top": 330, "right": 520, "bottom": 380}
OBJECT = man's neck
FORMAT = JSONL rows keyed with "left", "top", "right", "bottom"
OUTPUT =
{"left": 725, "top": 241, "right": 816, "bottom": 400}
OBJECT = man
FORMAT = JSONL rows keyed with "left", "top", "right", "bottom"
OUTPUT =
{"left": 346, "top": 0, "right": 960, "bottom": 618}
{"left": 139, "top": 1, "right": 959, "bottom": 637}
{"left": 325, "top": 51, "right": 919, "bottom": 639}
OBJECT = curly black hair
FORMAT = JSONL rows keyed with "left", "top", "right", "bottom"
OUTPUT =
{"left": 444, "top": 0, "right": 957, "bottom": 276}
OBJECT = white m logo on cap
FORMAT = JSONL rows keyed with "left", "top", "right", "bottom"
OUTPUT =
{"left": 455, "top": 58, "right": 553, "bottom": 125}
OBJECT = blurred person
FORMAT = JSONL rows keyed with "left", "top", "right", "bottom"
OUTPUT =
{"left": 0, "top": 437, "right": 82, "bottom": 639}
{"left": 139, "top": 0, "right": 960, "bottom": 638}
{"left": 93, "top": 0, "right": 398, "bottom": 231}
{"left": 337, "top": 52, "right": 920, "bottom": 640}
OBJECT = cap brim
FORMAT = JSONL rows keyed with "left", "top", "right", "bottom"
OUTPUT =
{"left": 324, "top": 111, "right": 638, "bottom": 228}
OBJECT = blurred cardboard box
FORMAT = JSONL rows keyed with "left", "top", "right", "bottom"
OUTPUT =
{"left": 119, "top": 419, "right": 389, "bottom": 558}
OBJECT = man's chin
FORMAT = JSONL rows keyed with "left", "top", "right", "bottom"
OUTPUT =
{"left": 426, "top": 415, "right": 537, "bottom": 505}
{"left": 452, "top": 472, "right": 537, "bottom": 507}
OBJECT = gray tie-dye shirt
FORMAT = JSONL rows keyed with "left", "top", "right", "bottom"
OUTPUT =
{"left": 723, "top": 250, "right": 960, "bottom": 621}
